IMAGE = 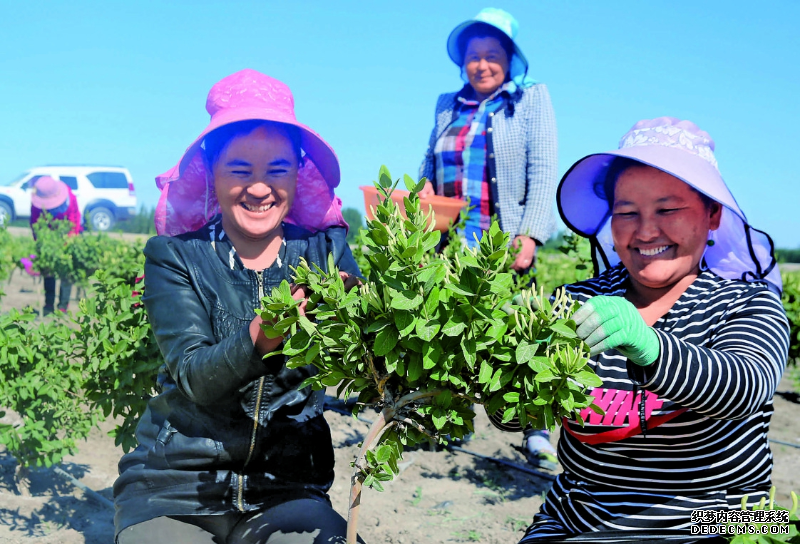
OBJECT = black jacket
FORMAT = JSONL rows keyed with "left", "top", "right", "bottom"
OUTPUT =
{"left": 113, "top": 218, "right": 360, "bottom": 535}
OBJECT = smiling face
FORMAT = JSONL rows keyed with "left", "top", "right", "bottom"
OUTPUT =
{"left": 212, "top": 125, "right": 299, "bottom": 243}
{"left": 611, "top": 165, "right": 722, "bottom": 292}
{"left": 463, "top": 36, "right": 509, "bottom": 99}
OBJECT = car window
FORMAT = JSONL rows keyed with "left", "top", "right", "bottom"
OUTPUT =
{"left": 24, "top": 175, "right": 44, "bottom": 190}
{"left": 59, "top": 176, "right": 79, "bottom": 190}
{"left": 87, "top": 172, "right": 128, "bottom": 189}
{"left": 4, "top": 172, "right": 29, "bottom": 186}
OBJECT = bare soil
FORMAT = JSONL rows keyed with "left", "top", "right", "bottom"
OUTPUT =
{"left": 0, "top": 259, "right": 798, "bottom": 544}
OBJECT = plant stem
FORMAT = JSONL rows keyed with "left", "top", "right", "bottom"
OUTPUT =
{"left": 395, "top": 389, "right": 440, "bottom": 410}
{"left": 399, "top": 416, "right": 436, "bottom": 440}
{"left": 347, "top": 409, "right": 396, "bottom": 544}
{"left": 365, "top": 352, "right": 383, "bottom": 392}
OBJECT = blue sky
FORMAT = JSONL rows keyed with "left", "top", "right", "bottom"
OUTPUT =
{"left": 1, "top": 1, "right": 798, "bottom": 246}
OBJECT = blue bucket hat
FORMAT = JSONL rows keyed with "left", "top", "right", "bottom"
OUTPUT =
{"left": 446, "top": 8, "right": 534, "bottom": 88}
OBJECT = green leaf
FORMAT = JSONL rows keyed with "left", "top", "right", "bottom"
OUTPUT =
{"left": 394, "top": 311, "right": 416, "bottom": 337}
{"left": 435, "top": 390, "right": 452, "bottom": 409}
{"left": 549, "top": 320, "right": 578, "bottom": 339}
{"left": 424, "top": 286, "right": 440, "bottom": 317}
{"left": 423, "top": 342, "right": 442, "bottom": 369}
{"left": 441, "top": 314, "right": 468, "bottom": 337}
{"left": 366, "top": 319, "right": 392, "bottom": 334}
{"left": 459, "top": 251, "right": 480, "bottom": 269}
{"left": 478, "top": 360, "right": 494, "bottom": 384}
{"left": 431, "top": 408, "right": 447, "bottom": 430}
{"left": 407, "top": 356, "right": 423, "bottom": 382}
{"left": 527, "top": 356, "right": 551, "bottom": 373}
{"left": 373, "top": 327, "right": 399, "bottom": 356}
{"left": 515, "top": 340, "right": 539, "bottom": 365}
{"left": 486, "top": 392, "right": 506, "bottom": 415}
{"left": 378, "top": 165, "right": 393, "bottom": 188}
{"left": 461, "top": 338, "right": 477, "bottom": 369}
{"left": 444, "top": 282, "right": 475, "bottom": 297}
{"left": 575, "top": 370, "right": 603, "bottom": 388}
{"left": 415, "top": 319, "right": 440, "bottom": 343}
{"left": 535, "top": 369, "right": 558, "bottom": 382}
{"left": 390, "top": 290, "right": 423, "bottom": 311}
{"left": 421, "top": 231, "right": 442, "bottom": 254}
{"left": 488, "top": 221, "right": 501, "bottom": 241}
{"left": 588, "top": 403, "right": 604, "bottom": 415}
{"left": 375, "top": 445, "right": 393, "bottom": 463}
{"left": 503, "top": 392, "right": 520, "bottom": 403}
{"left": 485, "top": 320, "right": 508, "bottom": 341}
{"left": 488, "top": 368, "right": 503, "bottom": 392}
{"left": 403, "top": 174, "right": 417, "bottom": 192}
{"left": 297, "top": 316, "right": 316, "bottom": 336}
{"left": 489, "top": 273, "right": 514, "bottom": 295}
{"left": 501, "top": 406, "right": 517, "bottom": 424}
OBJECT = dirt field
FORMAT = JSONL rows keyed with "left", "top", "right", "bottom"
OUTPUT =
{"left": 0, "top": 256, "right": 798, "bottom": 544}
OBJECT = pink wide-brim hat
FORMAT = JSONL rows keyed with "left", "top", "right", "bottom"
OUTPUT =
{"left": 558, "top": 117, "right": 781, "bottom": 294}
{"left": 154, "top": 69, "right": 347, "bottom": 236}
{"left": 31, "top": 176, "right": 69, "bottom": 210}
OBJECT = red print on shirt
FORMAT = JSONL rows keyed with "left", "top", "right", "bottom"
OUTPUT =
{"left": 563, "top": 387, "right": 688, "bottom": 444}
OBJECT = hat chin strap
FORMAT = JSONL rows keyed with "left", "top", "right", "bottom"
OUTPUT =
{"left": 205, "top": 170, "right": 212, "bottom": 223}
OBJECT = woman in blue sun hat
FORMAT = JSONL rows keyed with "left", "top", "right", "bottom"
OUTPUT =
{"left": 419, "top": 6, "right": 560, "bottom": 470}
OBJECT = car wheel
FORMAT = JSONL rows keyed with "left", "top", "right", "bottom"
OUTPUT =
{"left": 88, "top": 207, "right": 115, "bottom": 231}
{"left": 0, "top": 201, "right": 12, "bottom": 226}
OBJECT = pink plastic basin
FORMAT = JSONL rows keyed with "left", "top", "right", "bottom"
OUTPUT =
{"left": 359, "top": 185, "right": 467, "bottom": 232}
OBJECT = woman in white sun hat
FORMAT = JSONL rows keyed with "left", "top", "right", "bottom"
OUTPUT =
{"left": 495, "top": 117, "right": 788, "bottom": 541}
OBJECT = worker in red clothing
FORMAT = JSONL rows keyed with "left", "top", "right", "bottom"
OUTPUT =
{"left": 30, "top": 176, "right": 82, "bottom": 314}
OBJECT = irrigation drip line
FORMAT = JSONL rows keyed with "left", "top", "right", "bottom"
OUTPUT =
{"left": 769, "top": 438, "right": 800, "bottom": 449}
{"left": 322, "top": 399, "right": 557, "bottom": 482}
{"left": 52, "top": 466, "right": 114, "bottom": 510}
{"left": 323, "top": 402, "right": 374, "bottom": 424}
{"left": 447, "top": 445, "right": 556, "bottom": 482}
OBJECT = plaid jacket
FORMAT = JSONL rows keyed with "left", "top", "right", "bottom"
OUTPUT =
{"left": 419, "top": 83, "right": 558, "bottom": 244}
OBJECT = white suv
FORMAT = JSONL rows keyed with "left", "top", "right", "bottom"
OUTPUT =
{"left": 0, "top": 165, "right": 138, "bottom": 231}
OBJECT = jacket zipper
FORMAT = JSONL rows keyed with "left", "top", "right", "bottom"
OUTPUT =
{"left": 237, "top": 269, "right": 267, "bottom": 512}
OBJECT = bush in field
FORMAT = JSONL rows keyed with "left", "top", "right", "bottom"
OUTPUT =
{"left": 260, "top": 168, "right": 601, "bottom": 543}
{"left": 0, "top": 240, "right": 163, "bottom": 469}
{"left": 342, "top": 207, "right": 364, "bottom": 244}
{"left": 72, "top": 269, "right": 163, "bottom": 453}
{"left": 534, "top": 233, "right": 593, "bottom": 296}
{"left": 776, "top": 248, "right": 800, "bottom": 264}
{"left": 781, "top": 271, "right": 800, "bottom": 371}
{"left": 0, "top": 308, "right": 99, "bottom": 468}
{"left": 31, "top": 214, "right": 144, "bottom": 287}
{"left": 0, "top": 226, "right": 36, "bottom": 300}
{"left": 113, "top": 205, "right": 156, "bottom": 235}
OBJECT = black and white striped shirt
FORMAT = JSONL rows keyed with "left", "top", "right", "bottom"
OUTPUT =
{"left": 517, "top": 266, "right": 789, "bottom": 540}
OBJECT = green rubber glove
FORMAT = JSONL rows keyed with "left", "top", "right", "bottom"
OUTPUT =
{"left": 572, "top": 296, "right": 660, "bottom": 366}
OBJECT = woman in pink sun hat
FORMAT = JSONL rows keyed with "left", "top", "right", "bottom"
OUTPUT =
{"left": 29, "top": 175, "right": 82, "bottom": 314}
{"left": 113, "top": 69, "right": 363, "bottom": 544}
{"left": 493, "top": 117, "right": 788, "bottom": 541}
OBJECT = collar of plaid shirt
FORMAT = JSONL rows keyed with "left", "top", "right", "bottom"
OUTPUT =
{"left": 435, "top": 81, "right": 515, "bottom": 246}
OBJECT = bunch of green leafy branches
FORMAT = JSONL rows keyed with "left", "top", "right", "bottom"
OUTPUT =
{"left": 259, "top": 167, "right": 602, "bottom": 543}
